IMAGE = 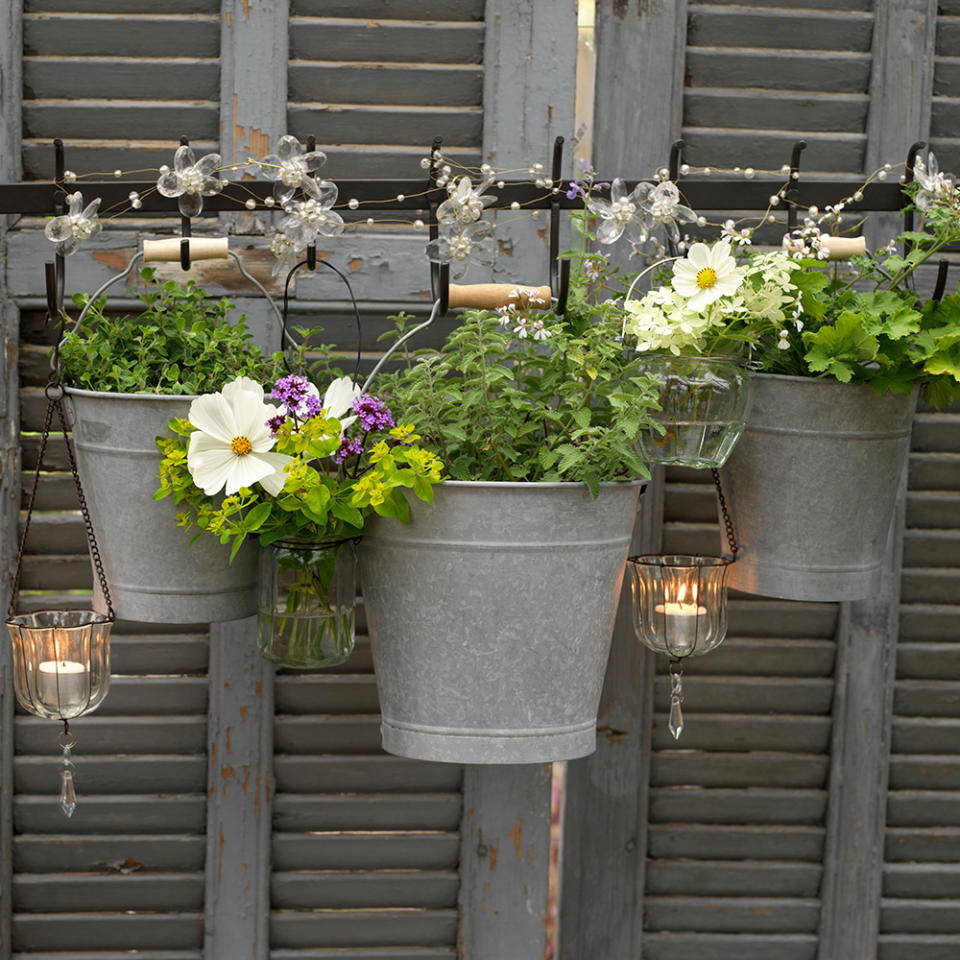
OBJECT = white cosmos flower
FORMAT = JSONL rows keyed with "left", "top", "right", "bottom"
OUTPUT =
{"left": 322, "top": 376, "right": 361, "bottom": 430}
{"left": 187, "top": 377, "right": 293, "bottom": 497}
{"left": 672, "top": 240, "right": 744, "bottom": 312}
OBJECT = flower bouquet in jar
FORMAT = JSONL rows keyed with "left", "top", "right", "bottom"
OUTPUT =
{"left": 156, "top": 372, "right": 444, "bottom": 667}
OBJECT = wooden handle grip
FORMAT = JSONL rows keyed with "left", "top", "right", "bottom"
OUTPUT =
{"left": 143, "top": 237, "right": 230, "bottom": 262}
{"left": 448, "top": 283, "right": 552, "bottom": 310}
{"left": 818, "top": 235, "right": 867, "bottom": 260}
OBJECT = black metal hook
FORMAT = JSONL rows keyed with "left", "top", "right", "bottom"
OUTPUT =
{"left": 179, "top": 135, "right": 192, "bottom": 271}
{"left": 786, "top": 140, "right": 807, "bottom": 230}
{"left": 903, "top": 139, "right": 927, "bottom": 247}
{"left": 427, "top": 136, "right": 450, "bottom": 317}
{"left": 305, "top": 135, "right": 318, "bottom": 271}
{"left": 668, "top": 139, "right": 685, "bottom": 183}
{"left": 52, "top": 139, "right": 66, "bottom": 313}
{"left": 548, "top": 135, "right": 570, "bottom": 315}
{"left": 933, "top": 259, "right": 950, "bottom": 303}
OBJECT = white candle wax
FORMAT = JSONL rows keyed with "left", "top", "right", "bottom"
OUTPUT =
{"left": 653, "top": 601, "right": 708, "bottom": 654}
{"left": 37, "top": 660, "right": 89, "bottom": 713}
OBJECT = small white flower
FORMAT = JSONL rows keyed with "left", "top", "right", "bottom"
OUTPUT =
{"left": 531, "top": 320, "right": 551, "bottom": 341}
{"left": 279, "top": 177, "right": 344, "bottom": 246}
{"left": 259, "top": 135, "right": 327, "bottom": 205}
{"left": 44, "top": 191, "right": 101, "bottom": 257}
{"left": 157, "top": 144, "right": 223, "bottom": 217}
{"left": 436, "top": 175, "right": 497, "bottom": 225}
{"left": 672, "top": 240, "right": 744, "bottom": 311}
{"left": 187, "top": 377, "right": 293, "bottom": 497}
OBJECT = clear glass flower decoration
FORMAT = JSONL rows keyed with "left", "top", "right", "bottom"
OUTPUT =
{"left": 157, "top": 144, "right": 224, "bottom": 217}
{"left": 44, "top": 191, "right": 102, "bottom": 256}
{"left": 259, "top": 135, "right": 328, "bottom": 205}
{"left": 279, "top": 177, "right": 344, "bottom": 247}
{"left": 425, "top": 220, "right": 495, "bottom": 281}
{"left": 588, "top": 178, "right": 696, "bottom": 245}
{"left": 269, "top": 231, "right": 307, "bottom": 278}
{"left": 640, "top": 181, "right": 698, "bottom": 244}
{"left": 436, "top": 175, "right": 497, "bottom": 225}
{"left": 914, "top": 152, "right": 957, "bottom": 212}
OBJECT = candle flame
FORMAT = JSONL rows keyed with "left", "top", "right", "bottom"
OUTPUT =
{"left": 675, "top": 581, "right": 698, "bottom": 604}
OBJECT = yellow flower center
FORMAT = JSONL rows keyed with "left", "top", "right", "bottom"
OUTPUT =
{"left": 231, "top": 436, "right": 252, "bottom": 456}
{"left": 696, "top": 267, "right": 717, "bottom": 289}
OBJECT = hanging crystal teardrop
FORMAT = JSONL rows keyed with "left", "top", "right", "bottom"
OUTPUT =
{"left": 59, "top": 737, "right": 77, "bottom": 818}
{"left": 668, "top": 668, "right": 685, "bottom": 741}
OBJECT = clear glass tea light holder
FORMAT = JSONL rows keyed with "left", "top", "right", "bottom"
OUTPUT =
{"left": 7, "top": 610, "right": 112, "bottom": 720}
{"left": 628, "top": 554, "right": 733, "bottom": 659}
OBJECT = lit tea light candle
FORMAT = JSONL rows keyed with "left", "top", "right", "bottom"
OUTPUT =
{"left": 37, "top": 660, "right": 89, "bottom": 714}
{"left": 653, "top": 585, "right": 707, "bottom": 655}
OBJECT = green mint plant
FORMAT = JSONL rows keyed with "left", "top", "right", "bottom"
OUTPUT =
{"left": 376, "top": 296, "right": 660, "bottom": 498}
{"left": 60, "top": 268, "right": 285, "bottom": 394}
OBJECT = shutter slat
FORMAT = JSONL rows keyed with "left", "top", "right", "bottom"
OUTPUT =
{"left": 884, "top": 863, "right": 960, "bottom": 898}
{"left": 291, "top": 0, "right": 483, "bottom": 16}
{"left": 287, "top": 104, "right": 480, "bottom": 147}
{"left": 685, "top": 48, "right": 871, "bottom": 93}
{"left": 655, "top": 639, "right": 836, "bottom": 677}
{"left": 14, "top": 834, "right": 205, "bottom": 872}
{"left": 643, "top": 932, "right": 816, "bottom": 960}
{"left": 23, "top": 13, "right": 220, "bottom": 57}
{"left": 270, "top": 910, "right": 458, "bottom": 949}
{"left": 288, "top": 18, "right": 483, "bottom": 65}
{"left": 271, "top": 870, "right": 458, "bottom": 909}
{"left": 646, "top": 859, "right": 821, "bottom": 897}
{"left": 274, "top": 715, "right": 382, "bottom": 754}
{"left": 685, "top": 89, "right": 868, "bottom": 133}
{"left": 652, "top": 676, "right": 833, "bottom": 714}
{"left": 273, "top": 794, "right": 462, "bottom": 832}
{"left": 274, "top": 756, "right": 461, "bottom": 793}
{"left": 13, "top": 872, "right": 204, "bottom": 912}
{"left": 14, "top": 756, "right": 207, "bottom": 794}
{"left": 14, "top": 796, "right": 207, "bottom": 835}
{"left": 272, "top": 833, "right": 460, "bottom": 871}
{"left": 288, "top": 62, "right": 482, "bottom": 107}
{"left": 887, "top": 791, "right": 960, "bottom": 827}
{"left": 648, "top": 825, "right": 824, "bottom": 862}
{"left": 881, "top": 898, "right": 960, "bottom": 933}
{"left": 275, "top": 675, "right": 379, "bottom": 715}
{"left": 649, "top": 788, "right": 827, "bottom": 825}
{"left": 887, "top": 827, "right": 960, "bottom": 861}
{"left": 23, "top": 100, "right": 218, "bottom": 139}
{"left": 894, "top": 680, "right": 960, "bottom": 716}
{"left": 893, "top": 717, "right": 960, "bottom": 754}
{"left": 651, "top": 752, "right": 828, "bottom": 789}
{"left": 12, "top": 912, "right": 204, "bottom": 952}
{"left": 645, "top": 896, "right": 820, "bottom": 933}
{"left": 651, "top": 714, "right": 830, "bottom": 753}
{"left": 909, "top": 453, "right": 960, "bottom": 490}
{"left": 879, "top": 935, "right": 960, "bottom": 960}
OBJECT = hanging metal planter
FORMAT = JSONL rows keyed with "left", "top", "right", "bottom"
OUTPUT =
{"left": 628, "top": 469, "right": 737, "bottom": 739}
{"left": 6, "top": 376, "right": 115, "bottom": 817}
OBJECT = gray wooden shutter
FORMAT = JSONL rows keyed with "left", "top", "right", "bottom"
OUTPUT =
{"left": 642, "top": 468, "right": 838, "bottom": 959}
{"left": 931, "top": 1, "right": 960, "bottom": 174}
{"left": 881, "top": 400, "right": 960, "bottom": 959}
{"left": 286, "top": 0, "right": 484, "bottom": 179}
{"left": 12, "top": 306, "right": 209, "bottom": 956}
{"left": 21, "top": 0, "right": 220, "bottom": 179}
{"left": 683, "top": 0, "right": 874, "bottom": 172}
{"left": 270, "top": 649, "right": 462, "bottom": 956}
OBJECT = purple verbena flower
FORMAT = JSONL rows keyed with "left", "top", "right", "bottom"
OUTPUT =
{"left": 334, "top": 437, "right": 364, "bottom": 464}
{"left": 352, "top": 395, "right": 394, "bottom": 432}
{"left": 266, "top": 413, "right": 287, "bottom": 437}
{"left": 302, "top": 393, "right": 324, "bottom": 419}
{"left": 270, "top": 374, "right": 311, "bottom": 411}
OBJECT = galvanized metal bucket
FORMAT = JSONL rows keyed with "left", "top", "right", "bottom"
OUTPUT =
{"left": 358, "top": 480, "right": 643, "bottom": 764}
{"left": 720, "top": 374, "right": 918, "bottom": 602}
{"left": 65, "top": 387, "right": 258, "bottom": 623}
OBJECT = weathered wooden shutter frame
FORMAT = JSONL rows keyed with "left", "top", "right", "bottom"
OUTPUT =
{"left": 0, "top": 1, "right": 23, "bottom": 955}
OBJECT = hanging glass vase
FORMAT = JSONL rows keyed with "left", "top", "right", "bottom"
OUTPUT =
{"left": 636, "top": 354, "right": 753, "bottom": 468}
{"left": 258, "top": 538, "right": 357, "bottom": 668}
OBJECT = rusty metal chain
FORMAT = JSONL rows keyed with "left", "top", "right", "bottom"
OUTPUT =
{"left": 711, "top": 468, "right": 739, "bottom": 559}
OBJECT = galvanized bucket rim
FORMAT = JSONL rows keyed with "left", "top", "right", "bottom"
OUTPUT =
{"left": 64, "top": 385, "right": 200, "bottom": 401}
{"left": 437, "top": 479, "right": 645, "bottom": 490}
{"left": 750, "top": 371, "right": 916, "bottom": 395}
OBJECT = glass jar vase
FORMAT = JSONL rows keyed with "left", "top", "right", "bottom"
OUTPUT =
{"left": 637, "top": 354, "right": 753, "bottom": 469}
{"left": 257, "top": 538, "right": 357, "bottom": 669}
